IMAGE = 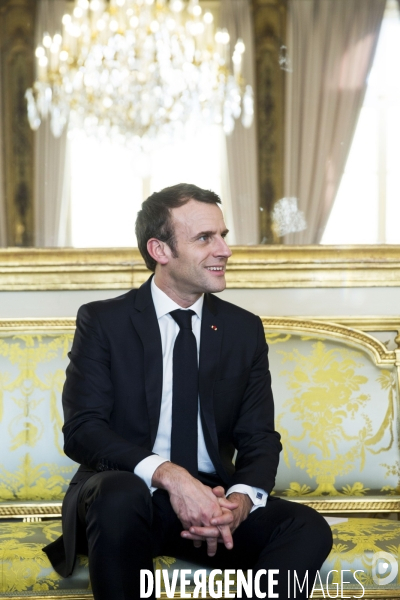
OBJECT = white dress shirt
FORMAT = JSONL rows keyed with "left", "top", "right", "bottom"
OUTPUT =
{"left": 134, "top": 278, "right": 267, "bottom": 510}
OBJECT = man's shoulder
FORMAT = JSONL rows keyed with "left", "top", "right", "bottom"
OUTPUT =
{"left": 77, "top": 288, "right": 139, "bottom": 320}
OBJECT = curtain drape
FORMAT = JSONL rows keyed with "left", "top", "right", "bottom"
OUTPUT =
{"left": 219, "top": 0, "right": 259, "bottom": 245}
{"left": 284, "top": 0, "right": 385, "bottom": 244}
{"left": 34, "top": 0, "right": 70, "bottom": 247}
{"left": 0, "top": 49, "right": 6, "bottom": 247}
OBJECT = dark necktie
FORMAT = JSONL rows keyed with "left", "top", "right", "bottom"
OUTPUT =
{"left": 169, "top": 309, "right": 198, "bottom": 476}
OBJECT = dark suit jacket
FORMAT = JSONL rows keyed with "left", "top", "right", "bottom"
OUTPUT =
{"left": 44, "top": 276, "right": 281, "bottom": 577}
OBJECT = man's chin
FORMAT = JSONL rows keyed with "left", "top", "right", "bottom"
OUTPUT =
{"left": 204, "top": 275, "right": 227, "bottom": 294}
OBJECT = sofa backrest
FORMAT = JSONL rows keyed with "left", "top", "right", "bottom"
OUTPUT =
{"left": 0, "top": 317, "right": 399, "bottom": 512}
{"left": 263, "top": 318, "right": 400, "bottom": 507}
{"left": 0, "top": 320, "right": 77, "bottom": 503}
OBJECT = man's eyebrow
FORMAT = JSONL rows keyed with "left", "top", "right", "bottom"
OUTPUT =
{"left": 191, "top": 230, "right": 214, "bottom": 239}
{"left": 191, "top": 229, "right": 229, "bottom": 240}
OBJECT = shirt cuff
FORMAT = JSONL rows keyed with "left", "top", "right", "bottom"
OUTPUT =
{"left": 134, "top": 455, "right": 169, "bottom": 494}
{"left": 226, "top": 484, "right": 268, "bottom": 513}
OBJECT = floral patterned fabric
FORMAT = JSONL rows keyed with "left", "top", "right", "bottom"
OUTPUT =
{"left": 267, "top": 332, "right": 400, "bottom": 498}
{"left": 0, "top": 521, "right": 89, "bottom": 595}
{"left": 0, "top": 334, "right": 77, "bottom": 502}
{"left": 1, "top": 518, "right": 400, "bottom": 596}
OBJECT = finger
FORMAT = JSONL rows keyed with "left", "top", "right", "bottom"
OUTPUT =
{"left": 188, "top": 525, "right": 220, "bottom": 538}
{"left": 212, "top": 487, "right": 238, "bottom": 509}
{"left": 206, "top": 536, "right": 218, "bottom": 557}
{"left": 193, "top": 540, "right": 202, "bottom": 548}
{"left": 210, "top": 511, "right": 234, "bottom": 526}
{"left": 217, "top": 524, "right": 234, "bottom": 550}
{"left": 182, "top": 531, "right": 208, "bottom": 541}
{"left": 181, "top": 527, "right": 222, "bottom": 556}
{"left": 216, "top": 498, "right": 239, "bottom": 510}
{"left": 187, "top": 522, "right": 234, "bottom": 550}
{"left": 182, "top": 531, "right": 226, "bottom": 544}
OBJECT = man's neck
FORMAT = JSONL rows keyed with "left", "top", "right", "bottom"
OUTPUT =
{"left": 153, "top": 274, "right": 202, "bottom": 308}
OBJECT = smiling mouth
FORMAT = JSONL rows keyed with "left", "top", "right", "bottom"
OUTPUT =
{"left": 206, "top": 266, "right": 225, "bottom": 271}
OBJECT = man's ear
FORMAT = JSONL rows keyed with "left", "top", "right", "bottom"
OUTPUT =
{"left": 147, "top": 238, "right": 170, "bottom": 266}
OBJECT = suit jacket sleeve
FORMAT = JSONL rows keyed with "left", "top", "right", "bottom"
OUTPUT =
{"left": 62, "top": 302, "right": 154, "bottom": 472}
{"left": 228, "top": 317, "right": 281, "bottom": 494}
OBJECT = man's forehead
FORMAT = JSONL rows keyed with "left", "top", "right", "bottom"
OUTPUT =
{"left": 171, "top": 200, "right": 225, "bottom": 230}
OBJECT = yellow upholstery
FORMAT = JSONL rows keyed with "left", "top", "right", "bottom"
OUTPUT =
{"left": 0, "top": 521, "right": 89, "bottom": 594}
{"left": 1, "top": 519, "right": 400, "bottom": 596}
{"left": 0, "top": 333, "right": 76, "bottom": 502}
{"left": 266, "top": 326, "right": 400, "bottom": 499}
{"left": 323, "top": 518, "right": 400, "bottom": 592}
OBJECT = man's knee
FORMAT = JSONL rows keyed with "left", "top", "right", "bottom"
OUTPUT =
{"left": 80, "top": 471, "right": 152, "bottom": 525}
{"left": 257, "top": 499, "right": 333, "bottom": 556}
{"left": 287, "top": 502, "right": 333, "bottom": 556}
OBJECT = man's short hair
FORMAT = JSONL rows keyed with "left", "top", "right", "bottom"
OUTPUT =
{"left": 136, "top": 183, "right": 222, "bottom": 271}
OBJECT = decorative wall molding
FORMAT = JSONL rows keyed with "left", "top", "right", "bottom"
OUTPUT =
{"left": 252, "top": 0, "right": 287, "bottom": 243}
{"left": 2, "top": 246, "right": 400, "bottom": 290}
{"left": 0, "top": 0, "right": 36, "bottom": 246}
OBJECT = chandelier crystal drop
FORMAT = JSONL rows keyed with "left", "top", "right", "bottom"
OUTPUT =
{"left": 26, "top": 0, "right": 254, "bottom": 149}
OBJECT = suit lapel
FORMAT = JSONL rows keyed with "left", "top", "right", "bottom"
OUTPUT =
{"left": 199, "top": 294, "right": 225, "bottom": 476}
{"left": 129, "top": 282, "right": 227, "bottom": 475}
{"left": 130, "top": 277, "right": 163, "bottom": 447}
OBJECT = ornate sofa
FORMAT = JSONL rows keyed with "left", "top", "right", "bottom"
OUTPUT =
{"left": 1, "top": 317, "right": 400, "bottom": 599}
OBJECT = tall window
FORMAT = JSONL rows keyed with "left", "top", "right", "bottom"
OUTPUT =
{"left": 68, "top": 0, "right": 228, "bottom": 249}
{"left": 322, "top": 0, "right": 400, "bottom": 244}
{"left": 70, "top": 125, "right": 227, "bottom": 248}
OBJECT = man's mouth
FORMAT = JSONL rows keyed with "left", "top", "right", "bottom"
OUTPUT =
{"left": 206, "top": 266, "right": 225, "bottom": 271}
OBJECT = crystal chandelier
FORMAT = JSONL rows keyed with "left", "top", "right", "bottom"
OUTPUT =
{"left": 26, "top": 0, "right": 254, "bottom": 149}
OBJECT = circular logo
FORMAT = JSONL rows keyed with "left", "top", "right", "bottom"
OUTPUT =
{"left": 372, "top": 552, "right": 398, "bottom": 586}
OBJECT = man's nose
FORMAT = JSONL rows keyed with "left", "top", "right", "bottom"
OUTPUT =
{"left": 214, "top": 236, "right": 232, "bottom": 258}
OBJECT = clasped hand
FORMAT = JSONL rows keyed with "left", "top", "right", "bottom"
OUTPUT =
{"left": 152, "top": 462, "right": 252, "bottom": 557}
{"left": 180, "top": 487, "right": 252, "bottom": 556}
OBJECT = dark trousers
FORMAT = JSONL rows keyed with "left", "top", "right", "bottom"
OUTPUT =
{"left": 76, "top": 471, "right": 333, "bottom": 600}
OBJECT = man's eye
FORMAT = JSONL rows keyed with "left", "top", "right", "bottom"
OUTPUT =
{"left": 199, "top": 235, "right": 209, "bottom": 241}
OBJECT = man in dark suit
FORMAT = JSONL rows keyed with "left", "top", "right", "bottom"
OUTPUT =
{"left": 44, "top": 183, "right": 332, "bottom": 599}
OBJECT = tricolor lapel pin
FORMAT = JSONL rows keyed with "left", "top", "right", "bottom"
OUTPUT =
{"left": 211, "top": 325, "right": 218, "bottom": 331}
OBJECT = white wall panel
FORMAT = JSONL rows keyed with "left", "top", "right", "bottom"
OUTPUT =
{"left": 1, "top": 286, "right": 400, "bottom": 318}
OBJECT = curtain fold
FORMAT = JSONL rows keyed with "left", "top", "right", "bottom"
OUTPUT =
{"left": 284, "top": 0, "right": 385, "bottom": 244}
{"left": 219, "top": 0, "right": 259, "bottom": 245}
{"left": 0, "top": 48, "right": 6, "bottom": 247}
{"left": 34, "top": 0, "right": 70, "bottom": 247}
